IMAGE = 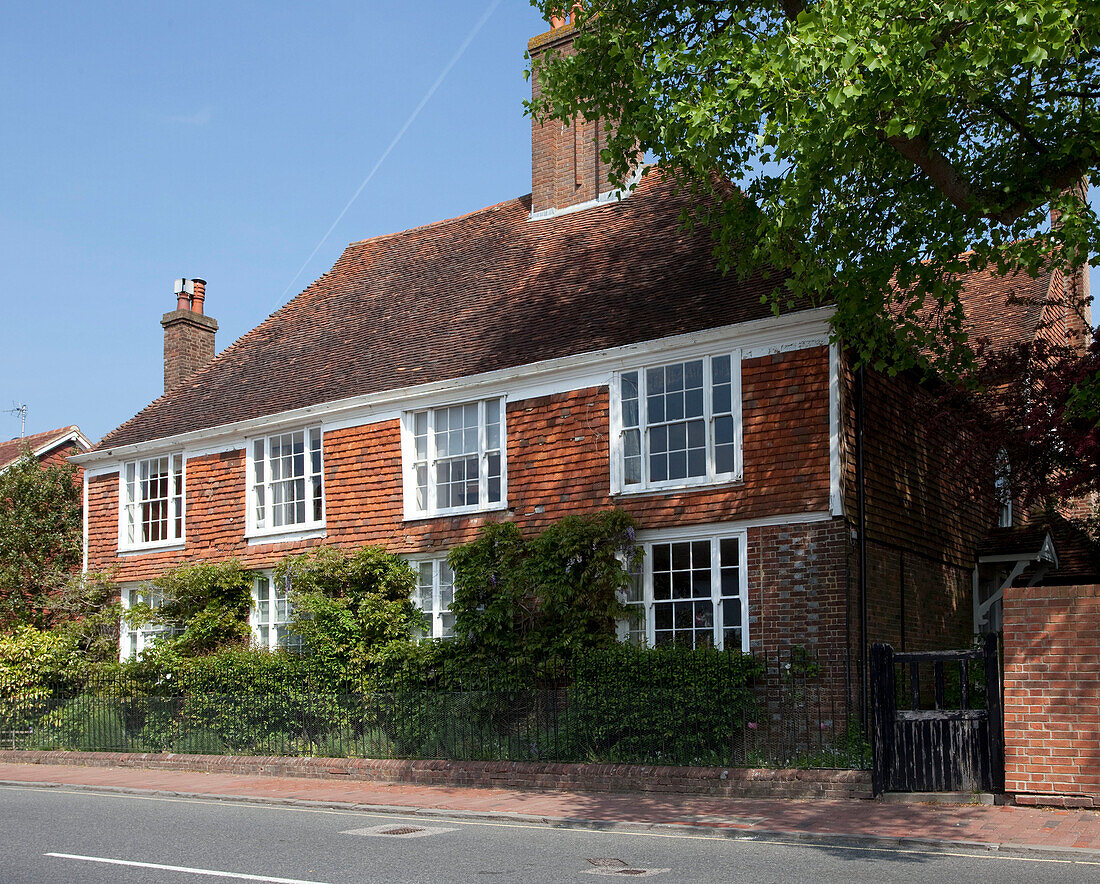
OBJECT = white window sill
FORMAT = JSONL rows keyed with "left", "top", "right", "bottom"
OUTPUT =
{"left": 613, "top": 475, "right": 744, "bottom": 497}
{"left": 403, "top": 503, "right": 508, "bottom": 523}
{"left": 246, "top": 525, "right": 327, "bottom": 546}
{"left": 117, "top": 540, "right": 186, "bottom": 556}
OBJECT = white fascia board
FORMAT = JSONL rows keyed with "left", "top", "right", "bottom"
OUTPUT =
{"left": 72, "top": 306, "right": 835, "bottom": 469}
{"left": 39, "top": 429, "right": 93, "bottom": 459}
{"left": 828, "top": 343, "right": 843, "bottom": 516}
{"left": 81, "top": 470, "right": 89, "bottom": 575}
{"left": 636, "top": 510, "right": 836, "bottom": 542}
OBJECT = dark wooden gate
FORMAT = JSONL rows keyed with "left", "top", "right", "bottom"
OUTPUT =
{"left": 870, "top": 633, "right": 1003, "bottom": 795}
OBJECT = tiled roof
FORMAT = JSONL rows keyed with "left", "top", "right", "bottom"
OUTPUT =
{"left": 0, "top": 426, "right": 86, "bottom": 469}
{"left": 980, "top": 519, "right": 1100, "bottom": 585}
{"left": 954, "top": 262, "right": 1053, "bottom": 349}
{"left": 97, "top": 171, "right": 799, "bottom": 450}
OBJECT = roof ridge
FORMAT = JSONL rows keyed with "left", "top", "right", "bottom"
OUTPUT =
{"left": 345, "top": 195, "right": 530, "bottom": 249}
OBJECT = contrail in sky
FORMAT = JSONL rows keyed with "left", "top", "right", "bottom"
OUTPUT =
{"left": 278, "top": 0, "right": 506, "bottom": 305}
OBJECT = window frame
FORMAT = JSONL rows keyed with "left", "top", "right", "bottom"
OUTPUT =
{"left": 609, "top": 350, "right": 743, "bottom": 495}
{"left": 245, "top": 427, "right": 325, "bottom": 539}
{"left": 118, "top": 454, "right": 186, "bottom": 551}
{"left": 251, "top": 573, "right": 304, "bottom": 652}
{"left": 119, "top": 584, "right": 172, "bottom": 659}
{"left": 409, "top": 556, "right": 457, "bottom": 641}
{"left": 401, "top": 397, "right": 508, "bottom": 520}
{"left": 619, "top": 529, "right": 750, "bottom": 652}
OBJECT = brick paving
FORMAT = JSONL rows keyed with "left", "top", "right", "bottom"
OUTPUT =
{"left": 2, "top": 761, "right": 1100, "bottom": 855}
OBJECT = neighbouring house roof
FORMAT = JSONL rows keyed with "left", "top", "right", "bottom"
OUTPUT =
{"left": 0, "top": 426, "right": 91, "bottom": 471}
{"left": 980, "top": 519, "right": 1100, "bottom": 586}
{"left": 96, "top": 170, "right": 801, "bottom": 451}
{"left": 954, "top": 263, "right": 1056, "bottom": 350}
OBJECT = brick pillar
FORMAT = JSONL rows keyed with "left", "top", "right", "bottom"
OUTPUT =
{"left": 162, "top": 278, "right": 217, "bottom": 392}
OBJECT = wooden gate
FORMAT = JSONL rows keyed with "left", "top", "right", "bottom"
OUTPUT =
{"left": 870, "top": 633, "right": 1004, "bottom": 795}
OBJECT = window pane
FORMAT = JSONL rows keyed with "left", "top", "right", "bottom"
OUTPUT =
{"left": 720, "top": 538, "right": 739, "bottom": 568}
{"left": 684, "top": 359, "right": 703, "bottom": 389}
{"left": 713, "top": 383, "right": 732, "bottom": 415}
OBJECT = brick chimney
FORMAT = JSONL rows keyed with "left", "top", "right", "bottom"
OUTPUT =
{"left": 528, "top": 7, "right": 616, "bottom": 216}
{"left": 161, "top": 278, "right": 218, "bottom": 392}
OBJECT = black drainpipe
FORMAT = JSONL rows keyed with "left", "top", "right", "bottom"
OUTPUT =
{"left": 856, "top": 363, "right": 869, "bottom": 729}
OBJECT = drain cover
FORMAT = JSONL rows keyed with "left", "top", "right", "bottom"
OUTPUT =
{"left": 341, "top": 824, "right": 456, "bottom": 839}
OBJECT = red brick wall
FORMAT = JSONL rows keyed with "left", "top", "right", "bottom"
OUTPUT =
{"left": 85, "top": 345, "right": 855, "bottom": 704}
{"left": 749, "top": 519, "right": 848, "bottom": 694}
{"left": 1003, "top": 583, "right": 1100, "bottom": 807}
{"left": 88, "top": 347, "right": 832, "bottom": 581}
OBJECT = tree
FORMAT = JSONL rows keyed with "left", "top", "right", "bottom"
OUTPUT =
{"left": 0, "top": 451, "right": 83, "bottom": 630}
{"left": 527, "top": 1, "right": 1099, "bottom": 378}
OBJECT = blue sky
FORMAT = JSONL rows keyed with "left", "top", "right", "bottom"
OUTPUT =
{"left": 2, "top": 2, "right": 1098, "bottom": 443}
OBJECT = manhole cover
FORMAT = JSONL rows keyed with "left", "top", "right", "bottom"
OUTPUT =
{"left": 341, "top": 824, "right": 456, "bottom": 839}
{"left": 583, "top": 868, "right": 669, "bottom": 879}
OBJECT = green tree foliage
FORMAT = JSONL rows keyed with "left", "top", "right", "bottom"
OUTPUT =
{"left": 136, "top": 561, "right": 256, "bottom": 656}
{"left": 527, "top": 1, "right": 1100, "bottom": 378}
{"left": 276, "top": 546, "right": 420, "bottom": 669}
{"left": 0, "top": 626, "right": 86, "bottom": 728}
{"left": 0, "top": 451, "right": 82, "bottom": 630}
{"left": 448, "top": 510, "right": 642, "bottom": 664}
{"left": 51, "top": 571, "right": 123, "bottom": 662}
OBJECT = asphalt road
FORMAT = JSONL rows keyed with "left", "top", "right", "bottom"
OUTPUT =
{"left": 0, "top": 785, "right": 1096, "bottom": 884}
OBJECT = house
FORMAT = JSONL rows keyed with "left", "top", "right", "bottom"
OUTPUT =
{"left": 0, "top": 425, "right": 91, "bottom": 474}
{"left": 71, "top": 16, "right": 1079, "bottom": 705}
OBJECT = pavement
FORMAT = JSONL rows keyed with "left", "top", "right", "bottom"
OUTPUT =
{"left": 2, "top": 760, "right": 1099, "bottom": 860}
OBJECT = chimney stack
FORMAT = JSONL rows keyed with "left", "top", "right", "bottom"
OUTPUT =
{"left": 162, "top": 278, "right": 218, "bottom": 392}
{"left": 528, "top": 5, "right": 616, "bottom": 217}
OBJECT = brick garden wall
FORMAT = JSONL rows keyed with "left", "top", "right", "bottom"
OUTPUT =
{"left": 1003, "top": 583, "right": 1100, "bottom": 807}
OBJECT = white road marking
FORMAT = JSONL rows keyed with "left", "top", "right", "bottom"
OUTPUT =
{"left": 44, "top": 853, "right": 331, "bottom": 883}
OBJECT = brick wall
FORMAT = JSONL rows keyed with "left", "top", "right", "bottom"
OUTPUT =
{"left": 0, "top": 750, "right": 872, "bottom": 800}
{"left": 88, "top": 347, "right": 832, "bottom": 581}
{"left": 843, "top": 358, "right": 995, "bottom": 655}
{"left": 1003, "top": 583, "right": 1100, "bottom": 807}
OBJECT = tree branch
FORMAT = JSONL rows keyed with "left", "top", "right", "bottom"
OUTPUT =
{"left": 884, "top": 132, "right": 1093, "bottom": 224}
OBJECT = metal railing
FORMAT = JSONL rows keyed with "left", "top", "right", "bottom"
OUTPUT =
{"left": 0, "top": 649, "right": 868, "bottom": 769}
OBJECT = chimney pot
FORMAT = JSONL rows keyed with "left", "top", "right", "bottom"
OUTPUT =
{"left": 191, "top": 278, "right": 206, "bottom": 315}
{"left": 174, "top": 278, "right": 190, "bottom": 311}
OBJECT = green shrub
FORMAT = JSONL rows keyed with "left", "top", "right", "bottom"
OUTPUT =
{"left": 0, "top": 626, "right": 85, "bottom": 731}
{"left": 553, "top": 644, "right": 763, "bottom": 766}
{"left": 134, "top": 561, "right": 256, "bottom": 656}
{"left": 171, "top": 728, "right": 227, "bottom": 755}
{"left": 44, "top": 696, "right": 127, "bottom": 751}
{"left": 448, "top": 510, "right": 641, "bottom": 666}
{"left": 277, "top": 545, "right": 419, "bottom": 668}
